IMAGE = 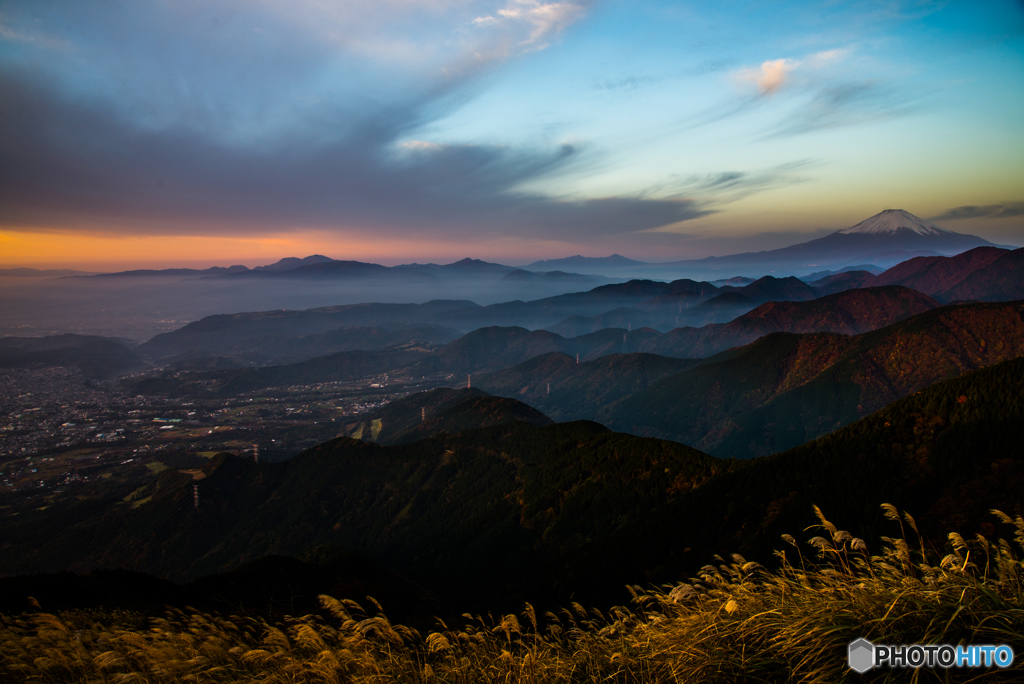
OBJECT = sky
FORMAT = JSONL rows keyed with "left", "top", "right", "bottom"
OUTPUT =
{"left": 1, "top": 0, "right": 1023, "bottom": 269}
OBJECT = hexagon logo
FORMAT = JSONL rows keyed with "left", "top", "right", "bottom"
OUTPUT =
{"left": 848, "top": 638, "right": 874, "bottom": 673}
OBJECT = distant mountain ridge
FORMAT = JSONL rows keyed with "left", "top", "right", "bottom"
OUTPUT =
{"left": 646, "top": 209, "right": 1003, "bottom": 277}
{"left": 82, "top": 256, "right": 608, "bottom": 289}
{"left": 511, "top": 210, "right": 1010, "bottom": 280}
{"left": 520, "top": 254, "right": 650, "bottom": 273}
{"left": 108, "top": 241, "right": 1024, "bottom": 374}
{"left": 252, "top": 255, "right": 335, "bottom": 272}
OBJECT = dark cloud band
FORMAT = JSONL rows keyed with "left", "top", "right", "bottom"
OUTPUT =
{"left": 931, "top": 203, "right": 1024, "bottom": 221}
{"left": 0, "top": 66, "right": 705, "bottom": 240}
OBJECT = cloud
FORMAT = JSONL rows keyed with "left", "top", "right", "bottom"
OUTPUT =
{"left": 805, "top": 48, "right": 848, "bottom": 67}
{"left": 931, "top": 203, "right": 1024, "bottom": 220}
{"left": 767, "top": 80, "right": 918, "bottom": 137}
{"left": 0, "top": 66, "right": 702, "bottom": 242}
{"left": 671, "top": 160, "right": 817, "bottom": 202}
{"left": 707, "top": 46, "right": 916, "bottom": 138}
{"left": 833, "top": 0, "right": 950, "bottom": 22}
{"left": 398, "top": 140, "right": 447, "bottom": 152}
{"left": 472, "top": 0, "right": 588, "bottom": 52}
{"left": 734, "top": 58, "right": 800, "bottom": 95}
{"left": 1, "top": 0, "right": 700, "bottom": 247}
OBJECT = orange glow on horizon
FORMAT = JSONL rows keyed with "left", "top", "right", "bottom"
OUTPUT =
{"left": 0, "top": 230, "right": 584, "bottom": 270}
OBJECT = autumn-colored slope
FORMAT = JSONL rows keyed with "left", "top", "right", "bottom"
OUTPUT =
{"left": 638, "top": 285, "right": 937, "bottom": 358}
{"left": 604, "top": 300, "right": 1024, "bottom": 458}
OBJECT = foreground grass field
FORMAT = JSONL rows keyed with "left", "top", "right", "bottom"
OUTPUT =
{"left": 3, "top": 506, "right": 1022, "bottom": 683}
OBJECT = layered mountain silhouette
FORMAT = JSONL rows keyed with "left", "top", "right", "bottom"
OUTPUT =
{"left": 86, "top": 255, "right": 610, "bottom": 292}
{"left": 4, "top": 355, "right": 1022, "bottom": 614}
{"left": 637, "top": 286, "right": 938, "bottom": 358}
{"left": 136, "top": 301, "right": 477, "bottom": 361}
{"left": 545, "top": 276, "right": 819, "bottom": 334}
{"left": 129, "top": 240, "right": 1023, "bottom": 368}
{"left": 127, "top": 287, "right": 949, "bottom": 396}
{"left": 602, "top": 300, "right": 1024, "bottom": 458}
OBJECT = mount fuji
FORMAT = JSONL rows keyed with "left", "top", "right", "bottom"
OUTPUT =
{"left": 639, "top": 209, "right": 1007, "bottom": 279}
{"left": 836, "top": 209, "right": 968, "bottom": 239}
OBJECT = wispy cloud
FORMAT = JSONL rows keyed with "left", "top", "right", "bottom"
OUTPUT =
{"left": 0, "top": 0, "right": 660, "bottom": 245}
{"left": 0, "top": 21, "right": 71, "bottom": 50}
{"left": 0, "top": 64, "right": 704, "bottom": 242}
{"left": 694, "top": 46, "right": 922, "bottom": 139}
{"left": 931, "top": 203, "right": 1024, "bottom": 220}
{"left": 827, "top": 0, "right": 950, "bottom": 22}
{"left": 730, "top": 48, "right": 853, "bottom": 97}
{"left": 767, "top": 80, "right": 918, "bottom": 137}
{"left": 472, "top": 0, "right": 588, "bottom": 52}
{"left": 675, "top": 160, "right": 818, "bottom": 202}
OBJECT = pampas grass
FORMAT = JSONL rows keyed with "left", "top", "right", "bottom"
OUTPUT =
{"left": 3, "top": 505, "right": 1022, "bottom": 683}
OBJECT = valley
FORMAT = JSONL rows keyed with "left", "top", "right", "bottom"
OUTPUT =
{"left": 2, "top": 212, "right": 1023, "bottom": 682}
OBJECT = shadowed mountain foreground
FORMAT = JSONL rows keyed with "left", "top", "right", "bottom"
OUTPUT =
{"left": 2, "top": 506, "right": 1022, "bottom": 683}
{"left": 3, "top": 355, "right": 1024, "bottom": 620}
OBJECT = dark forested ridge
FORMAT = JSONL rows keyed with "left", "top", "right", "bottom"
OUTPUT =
{"left": 475, "top": 352, "right": 699, "bottom": 422}
{"left": 606, "top": 353, "right": 1024, "bottom": 575}
{"left": 3, "top": 353, "right": 1023, "bottom": 617}
{"left": 340, "top": 387, "right": 554, "bottom": 445}
{"left": 0, "top": 421, "right": 724, "bottom": 612}
{"left": 0, "top": 334, "right": 147, "bottom": 379}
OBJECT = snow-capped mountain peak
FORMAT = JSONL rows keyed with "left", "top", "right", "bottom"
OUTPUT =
{"left": 837, "top": 209, "right": 952, "bottom": 236}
